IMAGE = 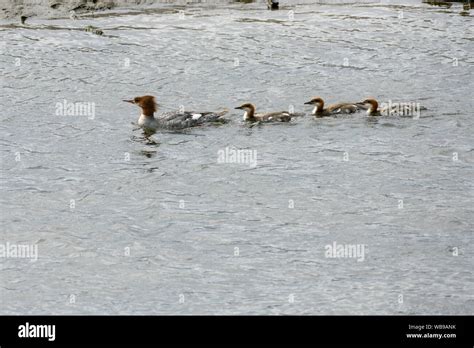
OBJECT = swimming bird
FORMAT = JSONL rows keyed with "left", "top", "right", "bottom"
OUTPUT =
{"left": 235, "top": 103, "right": 292, "bottom": 123}
{"left": 123, "top": 95, "right": 228, "bottom": 131}
{"left": 359, "top": 98, "right": 426, "bottom": 117}
{"left": 359, "top": 98, "right": 382, "bottom": 116}
{"left": 304, "top": 97, "right": 361, "bottom": 117}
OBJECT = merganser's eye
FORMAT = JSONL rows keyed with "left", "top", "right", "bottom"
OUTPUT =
{"left": 134, "top": 97, "right": 140, "bottom": 103}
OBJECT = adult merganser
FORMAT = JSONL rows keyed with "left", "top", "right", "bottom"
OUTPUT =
{"left": 235, "top": 103, "right": 292, "bottom": 123}
{"left": 123, "top": 95, "right": 228, "bottom": 131}
{"left": 304, "top": 97, "right": 360, "bottom": 117}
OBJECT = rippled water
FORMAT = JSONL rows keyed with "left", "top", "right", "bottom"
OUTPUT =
{"left": 1, "top": 0, "right": 473, "bottom": 314}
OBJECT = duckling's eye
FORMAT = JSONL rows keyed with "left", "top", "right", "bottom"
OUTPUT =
{"left": 134, "top": 97, "right": 140, "bottom": 103}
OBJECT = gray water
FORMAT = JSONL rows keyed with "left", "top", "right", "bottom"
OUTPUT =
{"left": 1, "top": 0, "right": 473, "bottom": 315}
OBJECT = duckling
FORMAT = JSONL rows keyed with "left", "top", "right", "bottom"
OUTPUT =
{"left": 235, "top": 103, "right": 291, "bottom": 123}
{"left": 359, "top": 98, "right": 427, "bottom": 117}
{"left": 304, "top": 97, "right": 361, "bottom": 117}
{"left": 359, "top": 98, "right": 382, "bottom": 116}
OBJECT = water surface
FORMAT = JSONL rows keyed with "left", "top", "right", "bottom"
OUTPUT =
{"left": 1, "top": 0, "right": 473, "bottom": 314}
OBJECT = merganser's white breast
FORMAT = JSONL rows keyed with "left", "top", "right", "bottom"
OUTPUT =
{"left": 138, "top": 114, "right": 159, "bottom": 129}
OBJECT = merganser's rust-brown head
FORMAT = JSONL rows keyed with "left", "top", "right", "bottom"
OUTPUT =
{"left": 235, "top": 103, "right": 256, "bottom": 120}
{"left": 361, "top": 98, "right": 378, "bottom": 112}
{"left": 304, "top": 97, "right": 324, "bottom": 113}
{"left": 123, "top": 95, "right": 157, "bottom": 117}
